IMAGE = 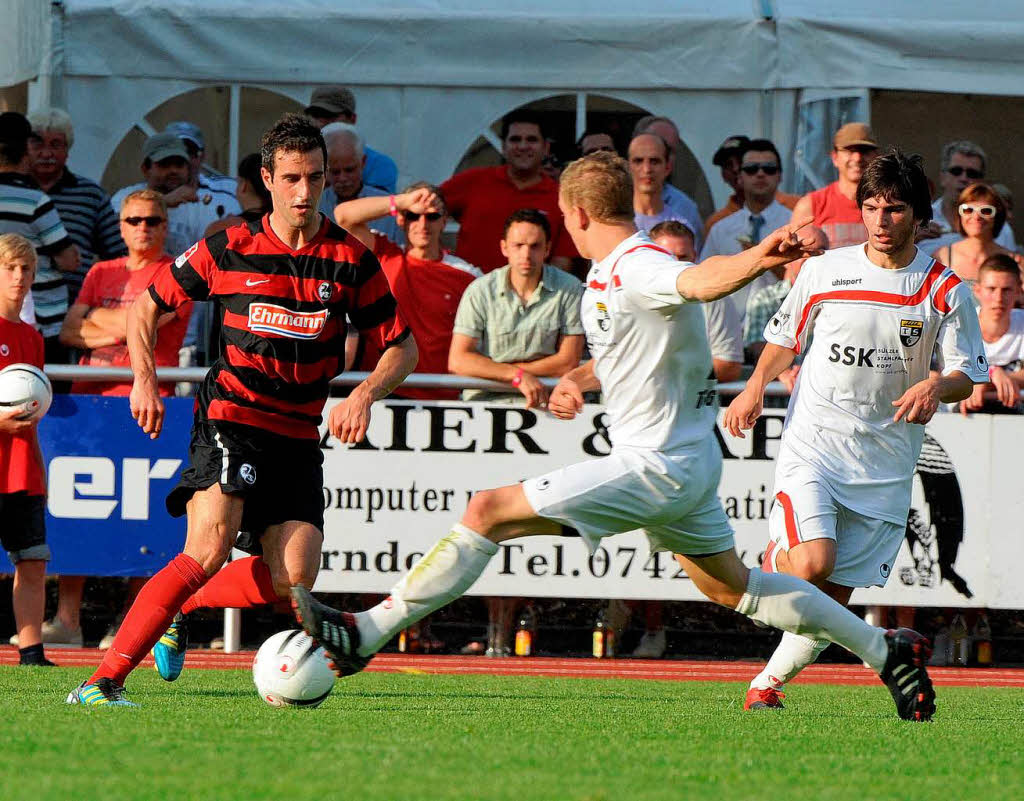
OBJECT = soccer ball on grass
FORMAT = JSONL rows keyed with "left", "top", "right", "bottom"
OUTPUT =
{"left": 252, "top": 629, "right": 335, "bottom": 708}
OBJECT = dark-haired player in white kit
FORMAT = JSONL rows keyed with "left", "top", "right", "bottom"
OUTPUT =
{"left": 726, "top": 148, "right": 987, "bottom": 712}
{"left": 294, "top": 152, "right": 938, "bottom": 721}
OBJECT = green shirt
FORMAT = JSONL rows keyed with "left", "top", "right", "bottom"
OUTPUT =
{"left": 453, "top": 264, "right": 584, "bottom": 400}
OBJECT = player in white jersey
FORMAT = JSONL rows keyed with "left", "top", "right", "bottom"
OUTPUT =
{"left": 726, "top": 148, "right": 987, "bottom": 711}
{"left": 293, "top": 152, "right": 938, "bottom": 721}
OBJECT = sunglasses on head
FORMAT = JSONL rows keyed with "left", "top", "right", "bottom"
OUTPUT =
{"left": 947, "top": 166, "right": 984, "bottom": 179}
{"left": 959, "top": 203, "right": 996, "bottom": 218}
{"left": 402, "top": 211, "right": 443, "bottom": 222}
{"left": 122, "top": 216, "right": 165, "bottom": 227}
{"left": 740, "top": 162, "right": 779, "bottom": 176}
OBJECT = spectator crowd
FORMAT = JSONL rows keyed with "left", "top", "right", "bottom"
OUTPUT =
{"left": 2, "top": 86, "right": 1022, "bottom": 661}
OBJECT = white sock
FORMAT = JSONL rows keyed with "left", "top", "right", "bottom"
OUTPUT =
{"left": 355, "top": 524, "right": 498, "bottom": 655}
{"left": 750, "top": 632, "right": 829, "bottom": 690}
{"left": 737, "top": 568, "right": 888, "bottom": 673}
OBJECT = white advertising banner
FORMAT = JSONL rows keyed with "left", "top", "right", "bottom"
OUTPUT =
{"left": 313, "top": 400, "right": 1023, "bottom": 609}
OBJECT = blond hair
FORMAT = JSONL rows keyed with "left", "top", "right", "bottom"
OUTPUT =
{"left": 121, "top": 188, "right": 168, "bottom": 217}
{"left": 558, "top": 152, "right": 634, "bottom": 224}
{"left": 0, "top": 233, "right": 37, "bottom": 267}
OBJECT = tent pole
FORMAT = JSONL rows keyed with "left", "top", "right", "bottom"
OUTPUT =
{"left": 229, "top": 84, "right": 241, "bottom": 177}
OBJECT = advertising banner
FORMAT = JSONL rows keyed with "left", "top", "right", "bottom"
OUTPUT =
{"left": 4, "top": 396, "right": 1020, "bottom": 608}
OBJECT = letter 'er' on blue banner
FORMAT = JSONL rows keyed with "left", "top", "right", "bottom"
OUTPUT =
{"left": 0, "top": 396, "right": 193, "bottom": 576}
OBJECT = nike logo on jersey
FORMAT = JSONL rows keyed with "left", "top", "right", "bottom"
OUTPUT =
{"left": 245, "top": 278, "right": 270, "bottom": 287}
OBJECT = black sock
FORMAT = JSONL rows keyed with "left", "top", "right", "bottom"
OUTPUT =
{"left": 19, "top": 643, "right": 49, "bottom": 665}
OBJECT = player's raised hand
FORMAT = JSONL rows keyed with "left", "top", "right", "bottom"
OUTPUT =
{"left": 130, "top": 379, "right": 165, "bottom": 439}
{"left": 756, "top": 217, "right": 825, "bottom": 267}
{"left": 723, "top": 386, "right": 763, "bottom": 439}
{"left": 329, "top": 385, "right": 373, "bottom": 443}
{"left": 892, "top": 378, "right": 941, "bottom": 424}
{"left": 548, "top": 376, "right": 585, "bottom": 420}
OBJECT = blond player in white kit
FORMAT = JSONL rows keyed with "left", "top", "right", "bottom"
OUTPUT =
{"left": 294, "top": 152, "right": 938, "bottom": 721}
{"left": 726, "top": 148, "right": 987, "bottom": 712}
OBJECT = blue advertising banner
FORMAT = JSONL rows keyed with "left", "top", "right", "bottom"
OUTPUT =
{"left": 0, "top": 395, "right": 193, "bottom": 576}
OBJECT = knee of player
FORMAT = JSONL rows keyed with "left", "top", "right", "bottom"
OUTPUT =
{"left": 461, "top": 490, "right": 501, "bottom": 538}
{"left": 786, "top": 547, "right": 834, "bottom": 586}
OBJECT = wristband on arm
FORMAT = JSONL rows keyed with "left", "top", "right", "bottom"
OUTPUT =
{"left": 511, "top": 368, "right": 524, "bottom": 387}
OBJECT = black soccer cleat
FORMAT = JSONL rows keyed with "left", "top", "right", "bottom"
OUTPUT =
{"left": 879, "top": 628, "right": 936, "bottom": 722}
{"left": 290, "top": 586, "right": 372, "bottom": 678}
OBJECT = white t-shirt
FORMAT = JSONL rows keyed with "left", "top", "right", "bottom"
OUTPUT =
{"left": 582, "top": 232, "right": 716, "bottom": 452}
{"left": 764, "top": 243, "right": 988, "bottom": 524}
{"left": 982, "top": 308, "right": 1024, "bottom": 371}
{"left": 699, "top": 200, "right": 790, "bottom": 324}
{"left": 703, "top": 297, "right": 744, "bottom": 365}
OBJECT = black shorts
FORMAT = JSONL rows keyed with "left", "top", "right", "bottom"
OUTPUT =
{"left": 0, "top": 492, "right": 49, "bottom": 562}
{"left": 166, "top": 421, "right": 324, "bottom": 553}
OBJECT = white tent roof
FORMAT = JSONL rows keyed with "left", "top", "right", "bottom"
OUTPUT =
{"left": 62, "top": 0, "right": 1024, "bottom": 94}
{"left": 0, "top": 1, "right": 48, "bottom": 87}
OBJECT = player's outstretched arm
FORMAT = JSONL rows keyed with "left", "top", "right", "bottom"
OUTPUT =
{"left": 330, "top": 334, "right": 419, "bottom": 444}
{"left": 677, "top": 217, "right": 824, "bottom": 303}
{"left": 893, "top": 371, "right": 973, "bottom": 424}
{"left": 127, "top": 291, "right": 165, "bottom": 439}
{"left": 724, "top": 343, "right": 796, "bottom": 438}
{"left": 548, "top": 360, "right": 600, "bottom": 420}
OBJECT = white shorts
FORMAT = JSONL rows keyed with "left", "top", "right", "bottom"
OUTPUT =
{"left": 765, "top": 456, "right": 905, "bottom": 588}
{"left": 521, "top": 438, "right": 734, "bottom": 556}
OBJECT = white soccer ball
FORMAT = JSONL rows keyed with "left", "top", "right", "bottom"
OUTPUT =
{"left": 252, "top": 629, "right": 335, "bottom": 708}
{"left": 0, "top": 363, "right": 52, "bottom": 421}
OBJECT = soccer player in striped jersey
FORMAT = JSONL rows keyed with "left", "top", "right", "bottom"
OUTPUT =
{"left": 725, "top": 149, "right": 987, "bottom": 712}
{"left": 68, "top": 113, "right": 418, "bottom": 707}
{"left": 294, "top": 152, "right": 939, "bottom": 721}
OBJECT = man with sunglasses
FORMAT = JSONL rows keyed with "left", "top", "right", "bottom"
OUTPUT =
{"left": 334, "top": 183, "right": 482, "bottom": 401}
{"left": 929, "top": 140, "right": 1016, "bottom": 254}
{"left": 699, "top": 139, "right": 791, "bottom": 325}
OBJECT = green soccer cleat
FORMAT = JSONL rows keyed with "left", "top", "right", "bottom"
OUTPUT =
{"left": 152, "top": 613, "right": 189, "bottom": 682}
{"left": 66, "top": 678, "right": 138, "bottom": 707}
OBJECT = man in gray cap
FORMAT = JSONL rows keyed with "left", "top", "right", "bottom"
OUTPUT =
{"left": 164, "top": 120, "right": 241, "bottom": 214}
{"left": 306, "top": 85, "right": 398, "bottom": 193}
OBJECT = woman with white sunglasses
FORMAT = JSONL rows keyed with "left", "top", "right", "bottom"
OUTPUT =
{"left": 931, "top": 181, "right": 1023, "bottom": 289}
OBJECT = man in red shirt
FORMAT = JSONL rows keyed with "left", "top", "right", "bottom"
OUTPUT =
{"left": 68, "top": 114, "right": 418, "bottom": 706}
{"left": 0, "top": 233, "right": 54, "bottom": 666}
{"left": 47, "top": 189, "right": 192, "bottom": 652}
{"left": 61, "top": 190, "right": 191, "bottom": 396}
{"left": 790, "top": 123, "right": 878, "bottom": 249}
{"left": 335, "top": 182, "right": 481, "bottom": 400}
{"left": 441, "top": 110, "right": 576, "bottom": 272}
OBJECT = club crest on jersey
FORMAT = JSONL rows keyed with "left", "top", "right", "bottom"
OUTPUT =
{"left": 899, "top": 319, "right": 923, "bottom": 347}
{"left": 175, "top": 242, "right": 199, "bottom": 269}
{"left": 317, "top": 281, "right": 333, "bottom": 303}
{"left": 595, "top": 301, "right": 611, "bottom": 331}
{"left": 239, "top": 463, "right": 256, "bottom": 485}
{"left": 248, "top": 302, "right": 329, "bottom": 339}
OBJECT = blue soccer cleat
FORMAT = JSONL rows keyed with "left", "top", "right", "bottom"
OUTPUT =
{"left": 152, "top": 613, "right": 189, "bottom": 682}
{"left": 66, "top": 678, "right": 137, "bottom": 707}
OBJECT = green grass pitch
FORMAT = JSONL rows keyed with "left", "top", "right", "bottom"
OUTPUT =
{"left": 3, "top": 666, "right": 1022, "bottom": 801}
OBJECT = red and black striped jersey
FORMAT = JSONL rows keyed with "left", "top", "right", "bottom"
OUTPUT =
{"left": 148, "top": 213, "right": 409, "bottom": 439}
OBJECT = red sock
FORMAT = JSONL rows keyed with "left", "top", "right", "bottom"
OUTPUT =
{"left": 180, "top": 556, "right": 280, "bottom": 614}
{"left": 89, "top": 553, "right": 207, "bottom": 686}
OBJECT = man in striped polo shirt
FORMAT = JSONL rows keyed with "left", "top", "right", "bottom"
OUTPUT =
{"left": 27, "top": 109, "right": 125, "bottom": 301}
{"left": 68, "top": 113, "right": 418, "bottom": 706}
{"left": 0, "top": 112, "right": 79, "bottom": 366}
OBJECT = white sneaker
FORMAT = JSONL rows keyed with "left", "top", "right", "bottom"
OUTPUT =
{"left": 631, "top": 630, "right": 666, "bottom": 659}
{"left": 9, "top": 617, "right": 83, "bottom": 648}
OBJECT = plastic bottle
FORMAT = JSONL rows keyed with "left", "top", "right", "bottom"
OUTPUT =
{"left": 398, "top": 624, "right": 420, "bottom": 653}
{"left": 950, "top": 613, "right": 969, "bottom": 667}
{"left": 973, "top": 612, "right": 993, "bottom": 666}
{"left": 515, "top": 605, "right": 537, "bottom": 657}
{"left": 929, "top": 616, "right": 949, "bottom": 666}
{"left": 593, "top": 609, "right": 615, "bottom": 659}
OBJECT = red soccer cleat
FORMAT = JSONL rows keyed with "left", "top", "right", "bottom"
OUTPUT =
{"left": 744, "top": 686, "right": 785, "bottom": 710}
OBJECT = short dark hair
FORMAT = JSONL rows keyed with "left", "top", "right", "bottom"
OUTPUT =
{"left": 502, "top": 208, "right": 551, "bottom": 242}
{"left": 0, "top": 111, "right": 32, "bottom": 166}
{"left": 856, "top": 147, "right": 932, "bottom": 223}
{"left": 501, "top": 109, "right": 546, "bottom": 141}
{"left": 649, "top": 220, "right": 695, "bottom": 241}
{"left": 259, "top": 113, "right": 327, "bottom": 176}
{"left": 978, "top": 252, "right": 1020, "bottom": 281}
{"left": 740, "top": 138, "right": 782, "bottom": 168}
{"left": 238, "top": 153, "right": 272, "bottom": 211}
